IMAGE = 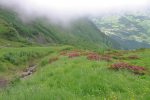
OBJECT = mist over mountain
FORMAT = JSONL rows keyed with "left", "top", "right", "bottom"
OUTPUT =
{"left": 0, "top": 0, "right": 150, "bottom": 49}
{"left": 1, "top": 7, "right": 121, "bottom": 49}
{"left": 0, "top": 0, "right": 149, "bottom": 23}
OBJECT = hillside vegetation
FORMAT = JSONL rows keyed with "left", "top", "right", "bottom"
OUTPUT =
{"left": 92, "top": 14, "right": 150, "bottom": 49}
{"left": 0, "top": 46, "right": 150, "bottom": 100}
{"left": 0, "top": 8, "right": 119, "bottom": 49}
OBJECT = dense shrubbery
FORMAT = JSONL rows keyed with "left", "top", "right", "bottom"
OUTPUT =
{"left": 110, "top": 62, "right": 146, "bottom": 75}
{"left": 0, "top": 19, "right": 20, "bottom": 41}
{"left": 87, "top": 53, "right": 111, "bottom": 62}
{"left": 68, "top": 52, "right": 80, "bottom": 58}
{"left": 4, "top": 27, "right": 20, "bottom": 41}
{"left": 0, "top": 47, "right": 54, "bottom": 72}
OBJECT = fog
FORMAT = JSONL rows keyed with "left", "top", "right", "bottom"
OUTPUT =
{"left": 0, "top": 0, "right": 149, "bottom": 23}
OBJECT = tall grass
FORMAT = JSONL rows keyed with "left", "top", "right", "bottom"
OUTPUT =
{"left": 0, "top": 46, "right": 71, "bottom": 77}
{"left": 0, "top": 48, "right": 150, "bottom": 100}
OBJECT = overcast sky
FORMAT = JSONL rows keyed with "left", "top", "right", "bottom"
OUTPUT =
{"left": 0, "top": 0, "right": 149, "bottom": 23}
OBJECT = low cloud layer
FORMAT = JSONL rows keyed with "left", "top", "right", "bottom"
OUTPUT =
{"left": 0, "top": 0, "right": 149, "bottom": 23}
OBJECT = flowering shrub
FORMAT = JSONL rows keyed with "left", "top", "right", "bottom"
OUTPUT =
{"left": 87, "top": 53, "right": 112, "bottom": 62}
{"left": 87, "top": 53, "right": 100, "bottom": 61}
{"left": 68, "top": 52, "right": 80, "bottom": 58}
{"left": 110, "top": 62, "right": 146, "bottom": 75}
{"left": 111, "top": 62, "right": 130, "bottom": 69}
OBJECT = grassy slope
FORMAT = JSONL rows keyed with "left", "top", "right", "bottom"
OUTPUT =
{"left": 0, "top": 8, "right": 115, "bottom": 49}
{"left": 0, "top": 46, "right": 150, "bottom": 100}
{"left": 0, "top": 46, "right": 73, "bottom": 79}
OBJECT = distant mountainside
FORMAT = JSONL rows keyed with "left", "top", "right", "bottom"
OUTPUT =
{"left": 0, "top": 8, "right": 120, "bottom": 49}
{"left": 92, "top": 12, "right": 150, "bottom": 49}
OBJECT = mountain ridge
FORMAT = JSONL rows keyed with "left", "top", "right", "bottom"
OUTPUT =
{"left": 92, "top": 12, "right": 150, "bottom": 49}
{"left": 0, "top": 7, "right": 120, "bottom": 49}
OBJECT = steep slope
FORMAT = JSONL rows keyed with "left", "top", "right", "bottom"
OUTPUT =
{"left": 92, "top": 13, "right": 150, "bottom": 49}
{"left": 0, "top": 8, "right": 117, "bottom": 49}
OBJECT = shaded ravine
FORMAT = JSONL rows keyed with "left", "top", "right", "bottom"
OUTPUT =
{"left": 20, "top": 64, "right": 37, "bottom": 79}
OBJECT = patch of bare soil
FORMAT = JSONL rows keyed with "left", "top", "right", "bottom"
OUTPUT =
{"left": 49, "top": 57, "right": 59, "bottom": 64}
{"left": 0, "top": 78, "right": 8, "bottom": 88}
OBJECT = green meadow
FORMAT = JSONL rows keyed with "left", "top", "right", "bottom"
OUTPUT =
{"left": 0, "top": 46, "right": 150, "bottom": 100}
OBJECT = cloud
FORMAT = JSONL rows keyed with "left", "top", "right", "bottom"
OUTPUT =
{"left": 0, "top": 0, "right": 149, "bottom": 23}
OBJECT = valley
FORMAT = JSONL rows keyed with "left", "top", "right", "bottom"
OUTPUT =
{"left": 0, "top": 6, "right": 150, "bottom": 100}
{"left": 92, "top": 12, "right": 150, "bottom": 49}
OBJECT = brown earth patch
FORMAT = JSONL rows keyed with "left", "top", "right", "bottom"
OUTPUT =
{"left": 128, "top": 55, "right": 139, "bottom": 60}
{"left": 49, "top": 57, "right": 59, "bottom": 64}
{"left": 59, "top": 51, "right": 68, "bottom": 56}
{"left": 0, "top": 78, "right": 8, "bottom": 87}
